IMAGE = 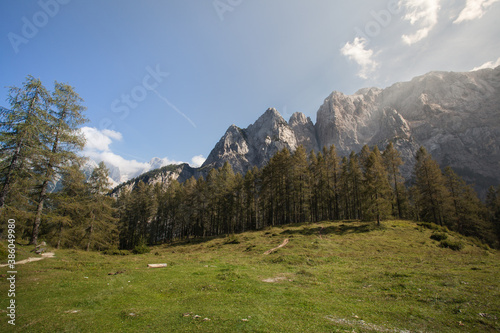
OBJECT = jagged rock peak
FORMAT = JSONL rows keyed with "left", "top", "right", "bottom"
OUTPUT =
{"left": 289, "top": 112, "right": 308, "bottom": 125}
{"left": 289, "top": 112, "right": 319, "bottom": 152}
{"left": 256, "top": 107, "right": 286, "bottom": 123}
{"left": 227, "top": 124, "right": 241, "bottom": 132}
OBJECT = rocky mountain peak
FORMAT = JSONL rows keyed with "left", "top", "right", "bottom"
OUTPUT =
{"left": 117, "top": 67, "right": 500, "bottom": 197}
{"left": 288, "top": 112, "right": 307, "bottom": 126}
{"left": 289, "top": 112, "right": 319, "bottom": 152}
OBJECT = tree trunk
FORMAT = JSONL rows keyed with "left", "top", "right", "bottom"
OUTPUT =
{"left": 87, "top": 211, "right": 95, "bottom": 251}
{"left": 31, "top": 128, "right": 60, "bottom": 245}
{"left": 57, "top": 223, "right": 63, "bottom": 249}
{"left": 0, "top": 143, "right": 22, "bottom": 209}
{"left": 30, "top": 178, "right": 50, "bottom": 245}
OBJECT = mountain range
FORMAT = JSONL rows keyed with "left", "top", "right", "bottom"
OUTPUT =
{"left": 109, "top": 66, "right": 500, "bottom": 197}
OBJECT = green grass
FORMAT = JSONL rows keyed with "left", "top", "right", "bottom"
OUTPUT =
{"left": 1, "top": 220, "right": 499, "bottom": 332}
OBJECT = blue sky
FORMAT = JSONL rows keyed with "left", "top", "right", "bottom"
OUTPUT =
{"left": 1, "top": 0, "right": 499, "bottom": 180}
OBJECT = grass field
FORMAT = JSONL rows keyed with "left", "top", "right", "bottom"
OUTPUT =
{"left": 1, "top": 220, "right": 499, "bottom": 332}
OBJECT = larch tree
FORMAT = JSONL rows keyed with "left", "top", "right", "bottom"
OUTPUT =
{"left": 413, "top": 146, "right": 451, "bottom": 226}
{"left": 290, "top": 145, "right": 311, "bottom": 223}
{"left": 0, "top": 76, "right": 51, "bottom": 212}
{"left": 382, "top": 142, "right": 406, "bottom": 219}
{"left": 31, "top": 82, "right": 87, "bottom": 245}
{"left": 325, "top": 145, "right": 341, "bottom": 220}
{"left": 51, "top": 162, "right": 88, "bottom": 249}
{"left": 364, "top": 150, "right": 392, "bottom": 225}
{"left": 85, "top": 162, "right": 118, "bottom": 251}
{"left": 443, "top": 166, "right": 495, "bottom": 244}
{"left": 348, "top": 151, "right": 364, "bottom": 220}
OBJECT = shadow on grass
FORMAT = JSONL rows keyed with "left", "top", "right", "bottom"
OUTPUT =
{"left": 280, "top": 222, "right": 380, "bottom": 237}
{"left": 161, "top": 233, "right": 237, "bottom": 248}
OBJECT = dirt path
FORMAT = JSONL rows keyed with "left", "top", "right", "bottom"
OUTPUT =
{"left": 264, "top": 239, "right": 289, "bottom": 255}
{"left": 0, "top": 252, "right": 55, "bottom": 267}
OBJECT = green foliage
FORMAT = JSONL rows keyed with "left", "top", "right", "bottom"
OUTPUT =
{"left": 102, "top": 247, "right": 129, "bottom": 255}
{"left": 363, "top": 148, "right": 392, "bottom": 224}
{"left": 0, "top": 242, "right": 7, "bottom": 261}
{"left": 417, "top": 222, "right": 442, "bottom": 231}
{"left": 112, "top": 143, "right": 497, "bottom": 250}
{"left": 223, "top": 235, "right": 240, "bottom": 244}
{"left": 413, "top": 146, "right": 452, "bottom": 226}
{"left": 430, "top": 232, "right": 448, "bottom": 241}
{"left": 439, "top": 239, "right": 464, "bottom": 251}
{"left": 132, "top": 237, "right": 151, "bottom": 254}
{"left": 0, "top": 76, "right": 88, "bottom": 246}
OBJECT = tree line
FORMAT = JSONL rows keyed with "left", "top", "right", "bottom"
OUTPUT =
{"left": 1, "top": 76, "right": 499, "bottom": 251}
{"left": 117, "top": 143, "right": 499, "bottom": 249}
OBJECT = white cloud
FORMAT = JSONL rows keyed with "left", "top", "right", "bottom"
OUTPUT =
{"left": 80, "top": 126, "right": 122, "bottom": 152}
{"left": 471, "top": 56, "right": 500, "bottom": 70}
{"left": 454, "top": 0, "right": 500, "bottom": 23}
{"left": 80, "top": 127, "right": 197, "bottom": 184}
{"left": 341, "top": 37, "right": 379, "bottom": 79}
{"left": 400, "top": 0, "right": 441, "bottom": 45}
{"left": 190, "top": 155, "right": 206, "bottom": 168}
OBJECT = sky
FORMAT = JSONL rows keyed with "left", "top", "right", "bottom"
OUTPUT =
{"left": 1, "top": 0, "right": 499, "bottom": 181}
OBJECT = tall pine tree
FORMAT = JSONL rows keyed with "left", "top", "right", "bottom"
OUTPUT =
{"left": 31, "top": 82, "right": 87, "bottom": 245}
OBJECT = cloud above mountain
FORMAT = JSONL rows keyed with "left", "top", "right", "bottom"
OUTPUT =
{"left": 472, "top": 57, "right": 500, "bottom": 71}
{"left": 80, "top": 127, "right": 205, "bottom": 183}
{"left": 400, "top": 0, "right": 441, "bottom": 45}
{"left": 341, "top": 37, "right": 379, "bottom": 79}
{"left": 454, "top": 0, "right": 500, "bottom": 23}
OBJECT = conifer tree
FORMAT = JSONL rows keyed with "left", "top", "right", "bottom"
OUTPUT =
{"left": 51, "top": 162, "right": 88, "bottom": 248}
{"left": 308, "top": 150, "right": 320, "bottom": 221}
{"left": 0, "top": 76, "right": 51, "bottom": 211}
{"left": 348, "top": 151, "right": 364, "bottom": 220}
{"left": 486, "top": 186, "right": 500, "bottom": 243}
{"left": 31, "top": 82, "right": 87, "bottom": 245}
{"left": 85, "top": 162, "right": 118, "bottom": 251}
{"left": 243, "top": 166, "right": 261, "bottom": 230}
{"left": 413, "top": 146, "right": 451, "bottom": 226}
{"left": 339, "top": 156, "right": 350, "bottom": 219}
{"left": 217, "top": 162, "right": 237, "bottom": 234}
{"left": 443, "top": 166, "right": 494, "bottom": 243}
{"left": 364, "top": 150, "right": 392, "bottom": 225}
{"left": 290, "top": 145, "right": 310, "bottom": 223}
{"left": 382, "top": 142, "right": 406, "bottom": 218}
{"left": 326, "top": 145, "right": 341, "bottom": 220}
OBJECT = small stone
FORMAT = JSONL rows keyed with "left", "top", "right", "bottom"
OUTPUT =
{"left": 203, "top": 318, "right": 210, "bottom": 321}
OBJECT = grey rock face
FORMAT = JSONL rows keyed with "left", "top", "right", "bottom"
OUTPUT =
{"left": 204, "top": 66, "right": 500, "bottom": 194}
{"left": 202, "top": 108, "right": 300, "bottom": 174}
{"left": 316, "top": 66, "right": 500, "bottom": 192}
{"left": 116, "top": 66, "right": 500, "bottom": 196}
{"left": 289, "top": 112, "right": 319, "bottom": 152}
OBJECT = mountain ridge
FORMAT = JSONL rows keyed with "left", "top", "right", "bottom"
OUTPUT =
{"left": 111, "top": 66, "right": 500, "bottom": 196}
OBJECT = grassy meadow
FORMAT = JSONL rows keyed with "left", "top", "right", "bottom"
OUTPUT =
{"left": 1, "top": 220, "right": 499, "bottom": 332}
